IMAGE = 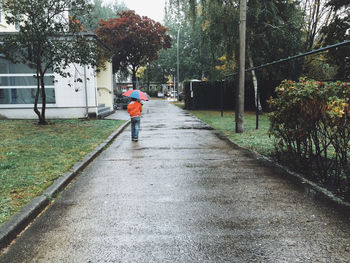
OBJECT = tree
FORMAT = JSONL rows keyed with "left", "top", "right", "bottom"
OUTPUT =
{"left": 170, "top": 0, "right": 305, "bottom": 107}
{"left": 300, "top": 0, "right": 336, "bottom": 50}
{"left": 246, "top": 0, "right": 304, "bottom": 106}
{"left": 321, "top": 0, "right": 350, "bottom": 79}
{"left": 95, "top": 10, "right": 172, "bottom": 88}
{"left": 296, "top": 0, "right": 339, "bottom": 80}
{"left": 80, "top": 0, "right": 127, "bottom": 31}
{"left": 169, "top": 0, "right": 239, "bottom": 71}
{"left": 140, "top": 3, "right": 214, "bottom": 88}
{"left": 0, "top": 0, "right": 99, "bottom": 124}
{"left": 215, "top": 55, "right": 236, "bottom": 77}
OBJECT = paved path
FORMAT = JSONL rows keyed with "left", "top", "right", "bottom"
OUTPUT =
{"left": 1, "top": 100, "right": 350, "bottom": 262}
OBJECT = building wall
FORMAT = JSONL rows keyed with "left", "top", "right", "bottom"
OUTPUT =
{"left": 0, "top": 107, "right": 90, "bottom": 119}
{"left": 97, "top": 61, "right": 113, "bottom": 109}
{"left": 0, "top": 7, "right": 110, "bottom": 119}
{"left": 55, "top": 64, "right": 98, "bottom": 109}
{"left": 0, "top": 60, "right": 99, "bottom": 119}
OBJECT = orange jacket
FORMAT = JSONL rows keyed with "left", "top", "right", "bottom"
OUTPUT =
{"left": 127, "top": 101, "right": 142, "bottom": 118}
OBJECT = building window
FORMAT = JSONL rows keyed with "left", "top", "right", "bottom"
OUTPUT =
{"left": 0, "top": 76, "right": 54, "bottom": 86}
{"left": 0, "top": 0, "right": 2, "bottom": 24}
{"left": 0, "top": 57, "right": 55, "bottom": 105}
{"left": 0, "top": 88, "right": 55, "bottom": 104}
{"left": 0, "top": 58, "right": 54, "bottom": 74}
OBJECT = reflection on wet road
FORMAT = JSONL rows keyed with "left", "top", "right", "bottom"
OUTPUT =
{"left": 1, "top": 100, "right": 350, "bottom": 262}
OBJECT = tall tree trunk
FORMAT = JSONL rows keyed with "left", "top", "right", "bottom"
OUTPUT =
{"left": 33, "top": 52, "right": 47, "bottom": 124}
{"left": 147, "top": 68, "right": 151, "bottom": 91}
{"left": 112, "top": 73, "right": 117, "bottom": 92}
{"left": 248, "top": 55, "right": 262, "bottom": 111}
{"left": 309, "top": 0, "right": 321, "bottom": 49}
{"left": 34, "top": 71, "right": 42, "bottom": 122}
{"left": 132, "top": 67, "right": 137, "bottom": 89}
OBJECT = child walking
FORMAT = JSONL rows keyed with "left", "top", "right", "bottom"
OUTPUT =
{"left": 127, "top": 98, "right": 143, "bottom": 141}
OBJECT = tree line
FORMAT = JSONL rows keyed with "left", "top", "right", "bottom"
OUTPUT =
{"left": 0, "top": 0, "right": 348, "bottom": 123}
{"left": 137, "top": 0, "right": 348, "bottom": 111}
{"left": 157, "top": 0, "right": 349, "bottom": 83}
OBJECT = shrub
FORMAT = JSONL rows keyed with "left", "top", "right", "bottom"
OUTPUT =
{"left": 139, "top": 88, "right": 156, "bottom": 97}
{"left": 268, "top": 78, "right": 350, "bottom": 199}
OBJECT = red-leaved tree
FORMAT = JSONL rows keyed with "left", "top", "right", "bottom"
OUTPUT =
{"left": 95, "top": 10, "right": 172, "bottom": 88}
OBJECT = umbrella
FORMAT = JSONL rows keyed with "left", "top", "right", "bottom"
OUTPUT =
{"left": 122, "top": 90, "right": 150, "bottom": 101}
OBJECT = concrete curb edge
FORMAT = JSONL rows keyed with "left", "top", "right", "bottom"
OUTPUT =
{"left": 0, "top": 120, "right": 130, "bottom": 251}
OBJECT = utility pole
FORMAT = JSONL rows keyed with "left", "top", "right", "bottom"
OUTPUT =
{"left": 177, "top": 27, "right": 180, "bottom": 100}
{"left": 236, "top": 0, "right": 247, "bottom": 133}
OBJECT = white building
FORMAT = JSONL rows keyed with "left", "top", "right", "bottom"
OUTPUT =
{"left": 0, "top": 5, "right": 114, "bottom": 119}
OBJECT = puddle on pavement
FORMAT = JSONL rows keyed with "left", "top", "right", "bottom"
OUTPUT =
{"left": 176, "top": 126, "right": 214, "bottom": 130}
{"left": 133, "top": 147, "right": 172, "bottom": 151}
{"left": 148, "top": 124, "right": 167, "bottom": 129}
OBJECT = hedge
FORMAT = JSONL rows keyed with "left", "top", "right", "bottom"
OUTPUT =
{"left": 268, "top": 78, "right": 350, "bottom": 200}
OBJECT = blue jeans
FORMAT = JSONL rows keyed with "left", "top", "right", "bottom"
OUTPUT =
{"left": 131, "top": 116, "right": 141, "bottom": 139}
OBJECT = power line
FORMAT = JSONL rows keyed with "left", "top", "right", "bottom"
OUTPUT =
{"left": 225, "top": 39, "right": 350, "bottom": 78}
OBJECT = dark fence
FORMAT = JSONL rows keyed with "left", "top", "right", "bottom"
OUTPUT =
{"left": 184, "top": 80, "right": 259, "bottom": 111}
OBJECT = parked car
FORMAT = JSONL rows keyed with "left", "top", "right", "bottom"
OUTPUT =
{"left": 178, "top": 92, "right": 184, "bottom": 101}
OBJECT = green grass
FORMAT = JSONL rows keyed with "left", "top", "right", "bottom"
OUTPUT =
{"left": 0, "top": 119, "right": 125, "bottom": 225}
{"left": 188, "top": 110, "right": 274, "bottom": 156}
{"left": 172, "top": 101, "right": 185, "bottom": 108}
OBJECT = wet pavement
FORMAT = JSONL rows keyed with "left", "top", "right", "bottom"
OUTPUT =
{"left": 1, "top": 100, "right": 350, "bottom": 262}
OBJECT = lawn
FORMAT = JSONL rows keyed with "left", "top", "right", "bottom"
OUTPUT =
{"left": 0, "top": 119, "right": 125, "bottom": 225}
{"left": 187, "top": 109, "right": 274, "bottom": 156}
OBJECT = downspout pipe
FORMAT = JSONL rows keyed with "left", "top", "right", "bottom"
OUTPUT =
{"left": 84, "top": 65, "right": 88, "bottom": 118}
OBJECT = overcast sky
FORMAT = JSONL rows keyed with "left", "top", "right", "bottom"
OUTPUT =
{"left": 103, "top": 0, "right": 166, "bottom": 23}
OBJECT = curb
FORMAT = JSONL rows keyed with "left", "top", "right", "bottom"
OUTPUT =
{"left": 0, "top": 120, "right": 130, "bottom": 251}
{"left": 225, "top": 134, "right": 350, "bottom": 217}
{"left": 187, "top": 110, "right": 350, "bottom": 218}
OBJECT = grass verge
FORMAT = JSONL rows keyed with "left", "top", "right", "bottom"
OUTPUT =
{"left": 187, "top": 109, "right": 274, "bottom": 156}
{"left": 0, "top": 119, "right": 125, "bottom": 225}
